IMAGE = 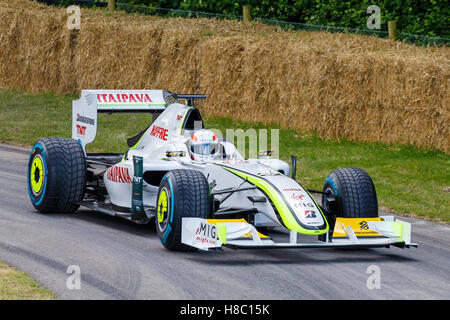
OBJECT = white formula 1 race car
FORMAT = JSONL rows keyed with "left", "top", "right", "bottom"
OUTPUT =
{"left": 27, "top": 90, "right": 417, "bottom": 251}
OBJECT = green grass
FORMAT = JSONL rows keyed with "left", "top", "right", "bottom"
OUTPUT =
{"left": 0, "top": 261, "right": 55, "bottom": 300}
{"left": 0, "top": 89, "right": 449, "bottom": 222}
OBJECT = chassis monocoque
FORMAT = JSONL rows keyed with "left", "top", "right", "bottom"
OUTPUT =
{"left": 27, "top": 90, "right": 416, "bottom": 252}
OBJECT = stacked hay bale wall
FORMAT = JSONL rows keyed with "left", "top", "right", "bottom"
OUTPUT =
{"left": 0, "top": 0, "right": 448, "bottom": 151}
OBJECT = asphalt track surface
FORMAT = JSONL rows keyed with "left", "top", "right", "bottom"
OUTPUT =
{"left": 0, "top": 144, "right": 449, "bottom": 300}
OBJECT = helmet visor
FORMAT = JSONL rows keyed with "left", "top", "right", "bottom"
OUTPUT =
{"left": 191, "top": 142, "right": 218, "bottom": 157}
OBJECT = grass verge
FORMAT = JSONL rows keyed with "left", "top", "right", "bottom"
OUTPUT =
{"left": 0, "top": 261, "right": 55, "bottom": 300}
{"left": 0, "top": 89, "right": 448, "bottom": 222}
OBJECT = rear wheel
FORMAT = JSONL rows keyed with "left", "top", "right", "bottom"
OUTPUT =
{"left": 322, "top": 168, "right": 378, "bottom": 219}
{"left": 156, "top": 169, "right": 211, "bottom": 251}
{"left": 27, "top": 137, "right": 86, "bottom": 213}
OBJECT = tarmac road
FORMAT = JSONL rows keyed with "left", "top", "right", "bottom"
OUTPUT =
{"left": 0, "top": 144, "right": 449, "bottom": 300}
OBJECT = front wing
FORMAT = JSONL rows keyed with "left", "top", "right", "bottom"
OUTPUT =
{"left": 181, "top": 216, "right": 417, "bottom": 251}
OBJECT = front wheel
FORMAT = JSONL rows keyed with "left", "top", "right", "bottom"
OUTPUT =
{"left": 322, "top": 168, "right": 378, "bottom": 218}
{"left": 156, "top": 169, "right": 211, "bottom": 251}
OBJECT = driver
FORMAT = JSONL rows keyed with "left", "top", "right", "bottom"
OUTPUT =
{"left": 188, "top": 129, "right": 220, "bottom": 161}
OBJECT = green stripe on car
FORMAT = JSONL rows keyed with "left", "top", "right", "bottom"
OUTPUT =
{"left": 221, "top": 166, "right": 328, "bottom": 235}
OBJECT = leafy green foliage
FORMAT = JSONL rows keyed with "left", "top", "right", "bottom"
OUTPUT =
{"left": 38, "top": 0, "right": 449, "bottom": 37}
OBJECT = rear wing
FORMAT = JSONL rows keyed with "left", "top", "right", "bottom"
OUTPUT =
{"left": 72, "top": 90, "right": 205, "bottom": 153}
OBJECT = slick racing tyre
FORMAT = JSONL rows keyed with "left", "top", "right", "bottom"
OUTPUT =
{"left": 322, "top": 168, "right": 378, "bottom": 218}
{"left": 156, "top": 169, "right": 211, "bottom": 251}
{"left": 28, "top": 137, "right": 86, "bottom": 213}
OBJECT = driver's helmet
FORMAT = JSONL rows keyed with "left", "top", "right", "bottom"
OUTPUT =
{"left": 189, "top": 129, "right": 219, "bottom": 161}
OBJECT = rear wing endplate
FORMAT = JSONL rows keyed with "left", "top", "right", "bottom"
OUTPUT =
{"left": 72, "top": 90, "right": 205, "bottom": 153}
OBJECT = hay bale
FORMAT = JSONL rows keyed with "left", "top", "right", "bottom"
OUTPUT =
{"left": 0, "top": 0, "right": 448, "bottom": 152}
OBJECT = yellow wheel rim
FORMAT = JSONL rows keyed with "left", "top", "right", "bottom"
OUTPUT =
{"left": 157, "top": 189, "right": 168, "bottom": 223}
{"left": 30, "top": 156, "right": 44, "bottom": 194}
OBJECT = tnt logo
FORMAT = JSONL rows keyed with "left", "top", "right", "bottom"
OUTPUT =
{"left": 360, "top": 221, "right": 369, "bottom": 230}
{"left": 76, "top": 124, "right": 86, "bottom": 136}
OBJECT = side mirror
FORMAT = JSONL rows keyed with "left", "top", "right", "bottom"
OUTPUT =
{"left": 290, "top": 155, "right": 297, "bottom": 180}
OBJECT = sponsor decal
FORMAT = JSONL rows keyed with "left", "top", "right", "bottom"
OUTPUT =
{"left": 294, "top": 202, "right": 314, "bottom": 208}
{"left": 177, "top": 114, "right": 183, "bottom": 121}
{"left": 149, "top": 125, "right": 168, "bottom": 141}
{"left": 360, "top": 220, "right": 369, "bottom": 230}
{"left": 76, "top": 124, "right": 86, "bottom": 136}
{"left": 305, "top": 210, "right": 317, "bottom": 219}
{"left": 97, "top": 93, "right": 153, "bottom": 104}
{"left": 290, "top": 192, "right": 305, "bottom": 201}
{"left": 288, "top": 191, "right": 313, "bottom": 208}
{"left": 166, "top": 94, "right": 176, "bottom": 104}
{"left": 220, "top": 160, "right": 249, "bottom": 165}
{"left": 285, "top": 190, "right": 315, "bottom": 209}
{"left": 133, "top": 176, "right": 142, "bottom": 184}
{"left": 333, "top": 218, "right": 384, "bottom": 238}
{"left": 76, "top": 113, "right": 95, "bottom": 125}
{"left": 195, "top": 222, "right": 217, "bottom": 245}
{"left": 106, "top": 166, "right": 132, "bottom": 183}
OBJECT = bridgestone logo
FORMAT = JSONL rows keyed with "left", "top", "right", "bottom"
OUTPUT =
{"left": 77, "top": 113, "right": 95, "bottom": 125}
